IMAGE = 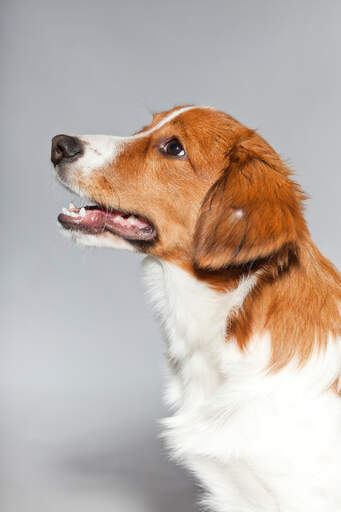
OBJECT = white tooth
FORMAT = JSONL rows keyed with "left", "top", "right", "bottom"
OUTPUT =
{"left": 62, "top": 207, "right": 68, "bottom": 214}
{"left": 69, "top": 202, "right": 76, "bottom": 209}
{"left": 127, "top": 216, "right": 137, "bottom": 225}
{"left": 80, "top": 207, "right": 86, "bottom": 217}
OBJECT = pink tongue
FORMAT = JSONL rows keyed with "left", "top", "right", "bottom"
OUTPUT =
{"left": 72, "top": 208, "right": 107, "bottom": 230}
{"left": 58, "top": 207, "right": 155, "bottom": 241}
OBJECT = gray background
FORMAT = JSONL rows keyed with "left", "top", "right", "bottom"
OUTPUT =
{"left": 1, "top": 1, "right": 340, "bottom": 511}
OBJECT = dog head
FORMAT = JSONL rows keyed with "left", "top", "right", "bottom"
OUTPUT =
{"left": 52, "top": 105, "right": 308, "bottom": 269}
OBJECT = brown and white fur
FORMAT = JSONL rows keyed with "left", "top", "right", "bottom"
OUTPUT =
{"left": 51, "top": 106, "right": 341, "bottom": 512}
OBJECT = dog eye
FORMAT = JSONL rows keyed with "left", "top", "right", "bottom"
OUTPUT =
{"left": 162, "top": 138, "right": 186, "bottom": 157}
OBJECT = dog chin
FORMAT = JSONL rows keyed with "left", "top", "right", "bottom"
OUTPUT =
{"left": 58, "top": 224, "right": 135, "bottom": 251}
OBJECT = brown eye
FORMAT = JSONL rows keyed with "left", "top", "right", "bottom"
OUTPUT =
{"left": 162, "top": 138, "right": 186, "bottom": 157}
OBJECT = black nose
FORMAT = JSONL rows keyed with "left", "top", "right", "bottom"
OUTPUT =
{"left": 51, "top": 135, "right": 83, "bottom": 166}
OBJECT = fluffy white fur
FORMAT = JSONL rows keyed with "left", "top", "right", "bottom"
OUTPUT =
{"left": 142, "top": 256, "right": 341, "bottom": 512}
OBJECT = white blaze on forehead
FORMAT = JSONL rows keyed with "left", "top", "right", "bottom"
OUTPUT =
{"left": 74, "top": 105, "right": 212, "bottom": 174}
{"left": 126, "top": 105, "right": 207, "bottom": 140}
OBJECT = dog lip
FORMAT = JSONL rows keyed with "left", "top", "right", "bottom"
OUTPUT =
{"left": 57, "top": 204, "right": 157, "bottom": 242}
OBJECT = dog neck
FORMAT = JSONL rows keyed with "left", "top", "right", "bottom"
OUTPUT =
{"left": 142, "top": 256, "right": 259, "bottom": 408}
{"left": 142, "top": 247, "right": 341, "bottom": 410}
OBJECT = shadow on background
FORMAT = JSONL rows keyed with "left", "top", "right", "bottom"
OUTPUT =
{"left": 55, "top": 429, "right": 199, "bottom": 512}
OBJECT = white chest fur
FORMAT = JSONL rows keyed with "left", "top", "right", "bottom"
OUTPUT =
{"left": 142, "top": 257, "right": 341, "bottom": 512}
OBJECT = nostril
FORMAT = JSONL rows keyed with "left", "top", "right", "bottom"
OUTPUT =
{"left": 55, "top": 145, "right": 63, "bottom": 158}
{"left": 51, "top": 135, "right": 83, "bottom": 166}
{"left": 60, "top": 138, "right": 82, "bottom": 158}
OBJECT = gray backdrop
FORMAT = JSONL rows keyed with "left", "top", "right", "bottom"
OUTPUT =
{"left": 1, "top": 1, "right": 340, "bottom": 511}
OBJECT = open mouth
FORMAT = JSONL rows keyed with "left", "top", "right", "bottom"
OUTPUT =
{"left": 58, "top": 204, "right": 157, "bottom": 241}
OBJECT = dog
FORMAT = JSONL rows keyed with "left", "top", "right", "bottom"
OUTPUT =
{"left": 51, "top": 105, "right": 341, "bottom": 511}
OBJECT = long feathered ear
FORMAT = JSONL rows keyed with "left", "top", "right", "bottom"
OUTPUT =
{"left": 193, "top": 130, "right": 308, "bottom": 269}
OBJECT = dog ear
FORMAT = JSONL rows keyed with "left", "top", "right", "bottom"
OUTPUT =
{"left": 193, "top": 131, "right": 307, "bottom": 269}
